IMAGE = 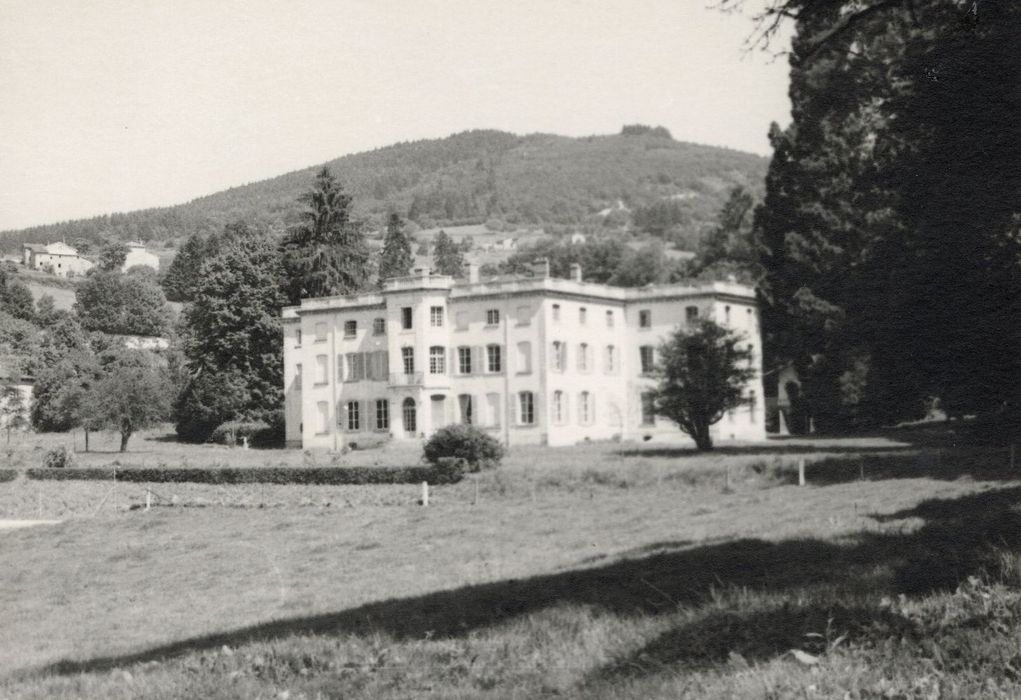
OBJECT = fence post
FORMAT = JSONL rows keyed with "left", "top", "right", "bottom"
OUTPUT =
{"left": 798, "top": 459, "right": 805, "bottom": 487}
{"left": 724, "top": 467, "right": 731, "bottom": 491}
{"left": 145, "top": 488, "right": 152, "bottom": 511}
{"left": 421, "top": 481, "right": 429, "bottom": 507}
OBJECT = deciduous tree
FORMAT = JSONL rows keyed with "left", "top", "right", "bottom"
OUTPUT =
{"left": 651, "top": 320, "right": 756, "bottom": 451}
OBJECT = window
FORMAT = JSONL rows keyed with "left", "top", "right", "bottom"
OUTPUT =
{"left": 455, "top": 311, "right": 469, "bottom": 330}
{"left": 579, "top": 391, "right": 592, "bottom": 425}
{"left": 552, "top": 341, "right": 567, "bottom": 371}
{"left": 429, "top": 346, "right": 446, "bottom": 374}
{"left": 552, "top": 304, "right": 561, "bottom": 322}
{"left": 402, "top": 398, "right": 417, "bottom": 434}
{"left": 345, "top": 353, "right": 364, "bottom": 381}
{"left": 686, "top": 306, "right": 699, "bottom": 324}
{"left": 484, "top": 393, "right": 501, "bottom": 427}
{"left": 516, "top": 305, "right": 530, "bottom": 326}
{"left": 375, "top": 399, "right": 389, "bottom": 430}
{"left": 315, "top": 354, "right": 328, "bottom": 385}
{"left": 295, "top": 329, "right": 302, "bottom": 347}
{"left": 552, "top": 390, "right": 565, "bottom": 425}
{"left": 639, "top": 309, "right": 651, "bottom": 328}
{"left": 487, "top": 344, "right": 502, "bottom": 373}
{"left": 578, "top": 343, "right": 589, "bottom": 372}
{"left": 640, "top": 346, "right": 655, "bottom": 374}
{"left": 401, "top": 346, "right": 414, "bottom": 374}
{"left": 458, "top": 394, "right": 473, "bottom": 424}
{"left": 516, "top": 341, "right": 532, "bottom": 374}
{"left": 579, "top": 307, "right": 587, "bottom": 324}
{"left": 641, "top": 393, "right": 656, "bottom": 426}
{"left": 346, "top": 401, "right": 361, "bottom": 431}
{"left": 606, "top": 310, "right": 614, "bottom": 328}
{"left": 486, "top": 309, "right": 500, "bottom": 326}
{"left": 294, "top": 363, "right": 302, "bottom": 390}
{"left": 373, "top": 318, "right": 386, "bottom": 336}
{"left": 519, "top": 392, "right": 535, "bottom": 425}
{"left": 605, "top": 345, "right": 616, "bottom": 373}
{"left": 401, "top": 307, "right": 413, "bottom": 330}
{"left": 430, "top": 306, "right": 444, "bottom": 327}
{"left": 316, "top": 402, "right": 329, "bottom": 434}
{"left": 315, "top": 322, "right": 328, "bottom": 342}
{"left": 457, "top": 346, "right": 472, "bottom": 374}
{"left": 344, "top": 320, "right": 357, "bottom": 338}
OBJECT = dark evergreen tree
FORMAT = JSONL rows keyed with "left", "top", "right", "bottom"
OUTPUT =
{"left": 280, "top": 167, "right": 371, "bottom": 302}
{"left": 378, "top": 213, "right": 414, "bottom": 284}
{"left": 432, "top": 230, "right": 465, "bottom": 278}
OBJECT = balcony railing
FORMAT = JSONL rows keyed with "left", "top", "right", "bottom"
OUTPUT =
{"left": 389, "top": 372, "right": 424, "bottom": 386}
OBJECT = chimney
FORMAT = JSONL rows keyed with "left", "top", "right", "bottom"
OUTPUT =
{"left": 531, "top": 258, "right": 550, "bottom": 278}
{"left": 468, "top": 263, "right": 480, "bottom": 283}
{"left": 569, "top": 263, "right": 583, "bottom": 282}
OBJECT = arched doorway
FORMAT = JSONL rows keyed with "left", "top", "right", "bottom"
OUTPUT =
{"left": 402, "top": 398, "right": 417, "bottom": 436}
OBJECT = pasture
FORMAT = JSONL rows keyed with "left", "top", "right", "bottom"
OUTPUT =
{"left": 2, "top": 426, "right": 1021, "bottom": 698}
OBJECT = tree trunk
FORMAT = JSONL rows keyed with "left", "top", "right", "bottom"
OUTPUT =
{"left": 119, "top": 431, "right": 130, "bottom": 452}
{"left": 693, "top": 424, "right": 714, "bottom": 452}
{"left": 85, "top": 429, "right": 90, "bottom": 453}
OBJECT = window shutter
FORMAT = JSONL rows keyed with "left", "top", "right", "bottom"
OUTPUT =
{"left": 337, "top": 355, "right": 345, "bottom": 382}
{"left": 473, "top": 346, "right": 484, "bottom": 375}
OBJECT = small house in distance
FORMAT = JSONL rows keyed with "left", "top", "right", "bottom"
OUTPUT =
{"left": 122, "top": 242, "right": 160, "bottom": 273}
{"left": 22, "top": 242, "right": 94, "bottom": 277}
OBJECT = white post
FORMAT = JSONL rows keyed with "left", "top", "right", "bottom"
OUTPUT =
{"left": 242, "top": 436, "right": 249, "bottom": 450}
{"left": 145, "top": 488, "right": 152, "bottom": 511}
{"left": 421, "top": 481, "right": 429, "bottom": 507}
{"left": 798, "top": 459, "right": 805, "bottom": 487}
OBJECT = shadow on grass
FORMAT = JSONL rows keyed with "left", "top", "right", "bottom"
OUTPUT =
{"left": 31, "top": 486, "right": 1021, "bottom": 681}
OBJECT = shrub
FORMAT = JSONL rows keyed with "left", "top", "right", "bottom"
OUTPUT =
{"left": 422, "top": 425, "right": 504, "bottom": 471}
{"left": 0, "top": 469, "right": 17, "bottom": 483}
{"left": 42, "top": 446, "right": 74, "bottom": 469}
{"left": 26, "top": 461, "right": 467, "bottom": 486}
{"left": 209, "top": 420, "right": 269, "bottom": 446}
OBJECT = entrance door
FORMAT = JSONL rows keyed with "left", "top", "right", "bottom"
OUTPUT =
{"left": 430, "top": 395, "right": 447, "bottom": 432}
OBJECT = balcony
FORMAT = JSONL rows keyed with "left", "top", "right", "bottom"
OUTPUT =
{"left": 389, "top": 372, "right": 424, "bottom": 386}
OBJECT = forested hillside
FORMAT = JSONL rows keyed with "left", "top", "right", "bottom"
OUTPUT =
{"left": 0, "top": 128, "right": 766, "bottom": 253}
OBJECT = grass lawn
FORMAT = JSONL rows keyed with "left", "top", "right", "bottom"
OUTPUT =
{"left": 2, "top": 426, "right": 1021, "bottom": 698}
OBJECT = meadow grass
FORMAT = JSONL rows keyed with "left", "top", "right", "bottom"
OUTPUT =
{"left": 1, "top": 426, "right": 1020, "bottom": 698}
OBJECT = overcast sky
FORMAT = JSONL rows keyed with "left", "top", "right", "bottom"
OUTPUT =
{"left": 0, "top": 0, "right": 791, "bottom": 232}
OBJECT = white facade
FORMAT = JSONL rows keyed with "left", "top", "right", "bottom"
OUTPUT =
{"left": 122, "top": 242, "right": 160, "bottom": 272}
{"left": 282, "top": 268, "right": 766, "bottom": 450}
{"left": 22, "top": 242, "right": 93, "bottom": 277}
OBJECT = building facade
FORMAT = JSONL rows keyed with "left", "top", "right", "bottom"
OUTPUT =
{"left": 122, "top": 242, "right": 160, "bottom": 272}
{"left": 22, "top": 242, "right": 94, "bottom": 277}
{"left": 282, "top": 266, "right": 766, "bottom": 449}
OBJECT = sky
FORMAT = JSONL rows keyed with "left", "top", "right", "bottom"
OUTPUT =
{"left": 0, "top": 0, "right": 791, "bottom": 232}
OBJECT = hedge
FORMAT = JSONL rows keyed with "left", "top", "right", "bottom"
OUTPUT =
{"left": 25, "top": 458, "right": 466, "bottom": 486}
{"left": 0, "top": 469, "right": 18, "bottom": 483}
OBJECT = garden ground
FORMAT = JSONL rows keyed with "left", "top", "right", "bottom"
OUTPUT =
{"left": 2, "top": 424, "right": 1021, "bottom": 698}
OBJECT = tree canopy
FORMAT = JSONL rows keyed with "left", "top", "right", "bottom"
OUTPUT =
{"left": 378, "top": 213, "right": 414, "bottom": 283}
{"left": 651, "top": 320, "right": 756, "bottom": 451}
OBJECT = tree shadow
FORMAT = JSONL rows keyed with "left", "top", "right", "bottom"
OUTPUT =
{"left": 800, "top": 447, "right": 1021, "bottom": 486}
{"left": 30, "top": 487, "right": 1021, "bottom": 681}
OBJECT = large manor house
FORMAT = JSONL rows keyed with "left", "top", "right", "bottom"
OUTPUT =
{"left": 283, "top": 263, "right": 765, "bottom": 449}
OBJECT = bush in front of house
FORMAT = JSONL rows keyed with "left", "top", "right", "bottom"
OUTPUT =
{"left": 208, "top": 420, "right": 269, "bottom": 447}
{"left": 0, "top": 469, "right": 18, "bottom": 483}
{"left": 42, "top": 446, "right": 74, "bottom": 469}
{"left": 25, "top": 461, "right": 467, "bottom": 486}
{"left": 423, "top": 425, "right": 504, "bottom": 471}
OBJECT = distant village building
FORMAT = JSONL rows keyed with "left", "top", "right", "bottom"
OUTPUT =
{"left": 22, "top": 242, "right": 94, "bottom": 277}
{"left": 282, "top": 263, "right": 765, "bottom": 449}
{"left": 122, "top": 242, "right": 160, "bottom": 272}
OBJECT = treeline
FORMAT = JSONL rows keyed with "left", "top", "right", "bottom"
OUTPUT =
{"left": 0, "top": 129, "right": 766, "bottom": 254}
{"left": 730, "top": 0, "right": 1021, "bottom": 433}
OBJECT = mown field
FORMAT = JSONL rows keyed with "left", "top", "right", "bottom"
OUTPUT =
{"left": 2, "top": 426, "right": 1021, "bottom": 698}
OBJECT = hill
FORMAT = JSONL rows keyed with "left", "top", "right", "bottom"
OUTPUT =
{"left": 0, "top": 128, "right": 768, "bottom": 253}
